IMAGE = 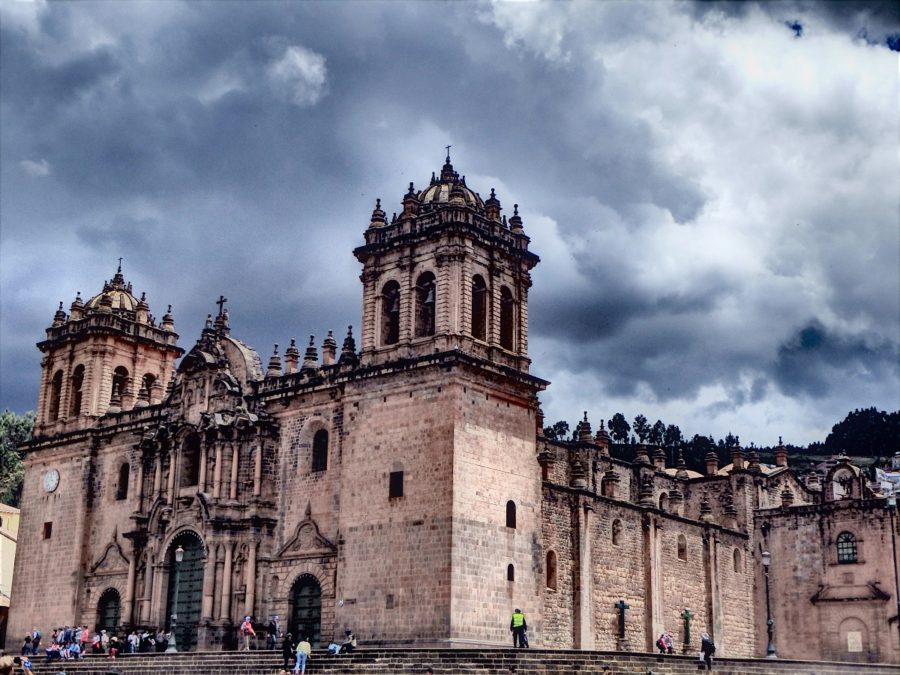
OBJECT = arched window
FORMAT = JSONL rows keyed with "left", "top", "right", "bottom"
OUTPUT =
{"left": 96, "top": 588, "right": 121, "bottom": 634}
{"left": 658, "top": 492, "right": 669, "bottom": 511}
{"left": 677, "top": 534, "right": 687, "bottom": 561}
{"left": 142, "top": 373, "right": 156, "bottom": 395}
{"left": 380, "top": 281, "right": 401, "bottom": 346}
{"left": 312, "top": 430, "right": 328, "bottom": 472}
{"left": 181, "top": 434, "right": 201, "bottom": 487}
{"left": 70, "top": 365, "right": 84, "bottom": 416}
{"left": 500, "top": 286, "right": 515, "bottom": 351}
{"left": 546, "top": 550, "right": 557, "bottom": 590}
{"left": 115, "top": 462, "right": 129, "bottom": 501}
{"left": 836, "top": 532, "right": 858, "bottom": 564}
{"left": 111, "top": 366, "right": 129, "bottom": 403}
{"left": 507, "top": 564, "right": 515, "bottom": 582}
{"left": 415, "top": 272, "right": 436, "bottom": 337}
{"left": 612, "top": 519, "right": 622, "bottom": 546}
{"left": 733, "top": 548, "right": 742, "bottom": 573}
{"left": 471, "top": 275, "right": 487, "bottom": 341}
{"left": 49, "top": 370, "right": 63, "bottom": 421}
{"left": 506, "top": 500, "right": 516, "bottom": 529}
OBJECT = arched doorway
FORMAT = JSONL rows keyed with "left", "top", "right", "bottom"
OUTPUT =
{"left": 288, "top": 575, "right": 321, "bottom": 647}
{"left": 96, "top": 588, "right": 121, "bottom": 634}
{"left": 165, "top": 531, "right": 205, "bottom": 651}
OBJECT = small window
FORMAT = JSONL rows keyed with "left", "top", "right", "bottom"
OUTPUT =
{"left": 836, "top": 532, "right": 858, "bottom": 564}
{"left": 380, "top": 281, "right": 401, "bottom": 346}
{"left": 312, "top": 430, "right": 328, "bottom": 472}
{"left": 500, "top": 286, "right": 515, "bottom": 351}
{"left": 181, "top": 434, "right": 201, "bottom": 487}
{"left": 49, "top": 370, "right": 63, "bottom": 421}
{"left": 507, "top": 564, "right": 515, "bottom": 582}
{"left": 111, "top": 366, "right": 129, "bottom": 403}
{"left": 115, "top": 462, "right": 129, "bottom": 501}
{"left": 677, "top": 534, "right": 687, "bottom": 561}
{"left": 142, "top": 373, "right": 156, "bottom": 396}
{"left": 70, "top": 365, "right": 84, "bottom": 416}
{"left": 612, "top": 519, "right": 622, "bottom": 546}
{"left": 471, "top": 275, "right": 488, "bottom": 341}
{"left": 506, "top": 500, "right": 516, "bottom": 529}
{"left": 733, "top": 548, "right": 742, "bottom": 573}
{"left": 546, "top": 550, "right": 557, "bottom": 590}
{"left": 658, "top": 492, "right": 669, "bottom": 511}
{"left": 415, "top": 272, "right": 436, "bottom": 337}
{"left": 43, "top": 522, "right": 53, "bottom": 539}
{"left": 389, "top": 471, "right": 404, "bottom": 499}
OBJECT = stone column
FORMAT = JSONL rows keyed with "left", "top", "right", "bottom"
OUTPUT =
{"left": 253, "top": 445, "right": 262, "bottom": 498}
{"left": 229, "top": 445, "right": 239, "bottom": 500}
{"left": 244, "top": 542, "right": 257, "bottom": 617}
{"left": 153, "top": 454, "right": 162, "bottom": 499}
{"left": 135, "top": 458, "right": 145, "bottom": 513}
{"left": 213, "top": 445, "right": 223, "bottom": 499}
{"left": 220, "top": 544, "right": 233, "bottom": 621}
{"left": 574, "top": 499, "right": 595, "bottom": 649}
{"left": 199, "top": 443, "right": 208, "bottom": 493}
{"left": 201, "top": 550, "right": 216, "bottom": 621}
{"left": 124, "top": 551, "right": 137, "bottom": 625}
{"left": 140, "top": 554, "right": 154, "bottom": 623}
{"left": 167, "top": 448, "right": 176, "bottom": 503}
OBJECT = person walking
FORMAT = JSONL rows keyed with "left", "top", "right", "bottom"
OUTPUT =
{"left": 281, "top": 633, "right": 294, "bottom": 670}
{"left": 239, "top": 616, "right": 256, "bottom": 651}
{"left": 293, "top": 636, "right": 311, "bottom": 675}
{"left": 267, "top": 615, "right": 281, "bottom": 650}
{"left": 700, "top": 632, "right": 715, "bottom": 670}
{"left": 509, "top": 608, "right": 527, "bottom": 648}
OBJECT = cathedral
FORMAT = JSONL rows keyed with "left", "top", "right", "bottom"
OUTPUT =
{"left": 8, "top": 156, "right": 899, "bottom": 664}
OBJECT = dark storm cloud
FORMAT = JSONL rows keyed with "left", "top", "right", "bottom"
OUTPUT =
{"left": 1, "top": 1, "right": 897, "bottom": 444}
{"left": 774, "top": 320, "right": 900, "bottom": 398}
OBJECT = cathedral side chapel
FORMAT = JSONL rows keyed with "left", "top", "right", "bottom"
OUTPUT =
{"left": 9, "top": 156, "right": 899, "bottom": 663}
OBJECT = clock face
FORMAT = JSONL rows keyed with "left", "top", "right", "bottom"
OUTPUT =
{"left": 43, "top": 469, "right": 60, "bottom": 493}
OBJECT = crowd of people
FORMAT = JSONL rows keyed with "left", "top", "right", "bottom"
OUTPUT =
{"left": 17, "top": 624, "right": 172, "bottom": 663}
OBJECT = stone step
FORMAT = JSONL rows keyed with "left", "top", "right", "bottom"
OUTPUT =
{"left": 24, "top": 649, "right": 899, "bottom": 675}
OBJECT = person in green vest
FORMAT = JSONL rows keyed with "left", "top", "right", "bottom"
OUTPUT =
{"left": 509, "top": 608, "right": 528, "bottom": 648}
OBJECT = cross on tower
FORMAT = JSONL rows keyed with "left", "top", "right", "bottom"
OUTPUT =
{"left": 117, "top": 257, "right": 123, "bottom": 270}
{"left": 216, "top": 295, "right": 228, "bottom": 316}
{"left": 445, "top": 144, "right": 451, "bottom": 161}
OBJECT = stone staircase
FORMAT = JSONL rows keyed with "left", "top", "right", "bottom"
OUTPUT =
{"left": 25, "top": 649, "right": 900, "bottom": 675}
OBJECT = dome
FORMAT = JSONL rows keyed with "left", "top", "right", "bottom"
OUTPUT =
{"left": 417, "top": 156, "right": 485, "bottom": 211}
{"left": 84, "top": 266, "right": 139, "bottom": 312}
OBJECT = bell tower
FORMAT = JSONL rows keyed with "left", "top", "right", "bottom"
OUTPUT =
{"left": 35, "top": 264, "right": 183, "bottom": 435}
{"left": 354, "top": 152, "right": 539, "bottom": 372}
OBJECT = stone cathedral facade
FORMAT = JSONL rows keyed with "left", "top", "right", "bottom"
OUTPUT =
{"left": 9, "top": 157, "right": 900, "bottom": 663}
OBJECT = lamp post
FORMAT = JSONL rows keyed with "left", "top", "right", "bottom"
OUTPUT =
{"left": 887, "top": 493, "right": 900, "bottom": 652}
{"left": 166, "top": 545, "right": 185, "bottom": 653}
{"left": 761, "top": 550, "right": 776, "bottom": 658}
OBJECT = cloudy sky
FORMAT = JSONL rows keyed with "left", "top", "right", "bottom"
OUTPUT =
{"left": 2, "top": 0, "right": 898, "bottom": 446}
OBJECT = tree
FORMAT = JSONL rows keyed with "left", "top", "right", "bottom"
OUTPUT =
{"left": 542, "top": 420, "right": 570, "bottom": 441}
{"left": 724, "top": 432, "right": 740, "bottom": 448}
{"left": 824, "top": 407, "right": 899, "bottom": 457}
{"left": 664, "top": 424, "right": 683, "bottom": 448}
{"left": 649, "top": 419, "right": 665, "bottom": 446}
{"left": 0, "top": 410, "right": 34, "bottom": 507}
{"left": 633, "top": 414, "right": 649, "bottom": 443}
{"left": 609, "top": 413, "right": 630, "bottom": 443}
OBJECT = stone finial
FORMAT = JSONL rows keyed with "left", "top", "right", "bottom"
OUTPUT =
{"left": 108, "top": 391, "right": 122, "bottom": 414}
{"left": 781, "top": 486, "right": 795, "bottom": 508}
{"left": 322, "top": 329, "right": 337, "bottom": 366}
{"left": 570, "top": 460, "right": 587, "bottom": 490}
{"left": 99, "top": 292, "right": 113, "bottom": 313}
{"left": 639, "top": 473, "right": 655, "bottom": 506}
{"left": 339, "top": 325, "right": 358, "bottom": 368}
{"left": 135, "top": 385, "right": 150, "bottom": 408}
{"left": 509, "top": 203, "right": 524, "bottom": 233}
{"left": 301, "top": 335, "right": 318, "bottom": 372}
{"left": 284, "top": 338, "right": 300, "bottom": 375}
{"left": 69, "top": 292, "right": 84, "bottom": 320}
{"left": 402, "top": 182, "right": 420, "bottom": 217}
{"left": 594, "top": 419, "right": 611, "bottom": 456}
{"left": 601, "top": 469, "right": 620, "bottom": 498}
{"left": 150, "top": 377, "right": 165, "bottom": 405}
{"left": 669, "top": 486, "right": 684, "bottom": 516}
{"left": 635, "top": 444, "right": 652, "bottom": 466}
{"left": 705, "top": 450, "right": 719, "bottom": 476}
{"left": 485, "top": 186, "right": 502, "bottom": 221}
{"left": 699, "top": 491, "right": 713, "bottom": 523}
{"left": 266, "top": 344, "right": 282, "bottom": 378}
{"left": 136, "top": 291, "right": 149, "bottom": 324}
{"left": 653, "top": 447, "right": 666, "bottom": 471}
{"left": 676, "top": 448, "right": 689, "bottom": 480}
{"left": 369, "top": 198, "right": 386, "bottom": 228}
{"left": 52, "top": 301, "right": 66, "bottom": 326}
{"left": 774, "top": 436, "right": 788, "bottom": 468}
{"left": 579, "top": 411, "right": 593, "bottom": 442}
{"left": 162, "top": 305, "right": 174, "bottom": 331}
{"left": 205, "top": 313, "right": 213, "bottom": 330}
{"left": 730, "top": 444, "right": 744, "bottom": 470}
{"left": 807, "top": 471, "right": 821, "bottom": 489}
{"left": 747, "top": 447, "right": 761, "bottom": 473}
